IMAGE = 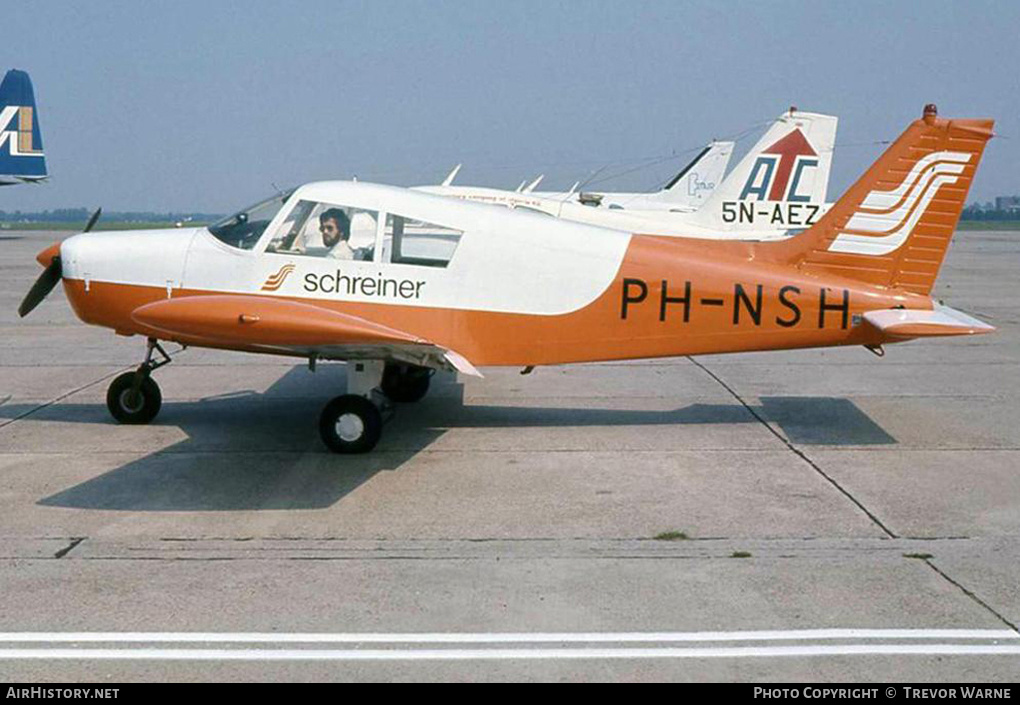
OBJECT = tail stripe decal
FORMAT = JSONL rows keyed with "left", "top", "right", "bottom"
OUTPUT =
{"left": 856, "top": 151, "right": 971, "bottom": 212}
{"left": 828, "top": 151, "right": 971, "bottom": 256}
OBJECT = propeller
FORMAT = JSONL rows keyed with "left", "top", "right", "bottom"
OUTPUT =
{"left": 83, "top": 207, "right": 102, "bottom": 233}
{"left": 17, "top": 207, "right": 101, "bottom": 318}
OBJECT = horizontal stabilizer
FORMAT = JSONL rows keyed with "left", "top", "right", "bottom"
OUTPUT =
{"left": 863, "top": 304, "right": 995, "bottom": 341}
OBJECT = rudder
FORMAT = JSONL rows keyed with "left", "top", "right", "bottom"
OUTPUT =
{"left": 790, "top": 105, "right": 993, "bottom": 295}
{"left": 0, "top": 69, "right": 47, "bottom": 182}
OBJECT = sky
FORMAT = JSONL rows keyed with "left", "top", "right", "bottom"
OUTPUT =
{"left": 1, "top": 0, "right": 1017, "bottom": 213}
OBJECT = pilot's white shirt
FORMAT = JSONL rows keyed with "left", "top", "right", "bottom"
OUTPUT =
{"left": 326, "top": 241, "right": 356, "bottom": 260}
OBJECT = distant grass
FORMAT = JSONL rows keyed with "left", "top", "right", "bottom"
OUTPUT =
{"left": 653, "top": 530, "right": 689, "bottom": 541}
{"left": 903, "top": 552, "right": 933, "bottom": 560}
{"left": 0, "top": 221, "right": 211, "bottom": 231}
{"left": 957, "top": 221, "right": 1020, "bottom": 231}
{"left": 730, "top": 551, "right": 752, "bottom": 558}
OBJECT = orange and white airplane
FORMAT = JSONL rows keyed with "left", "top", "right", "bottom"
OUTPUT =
{"left": 18, "top": 105, "right": 995, "bottom": 453}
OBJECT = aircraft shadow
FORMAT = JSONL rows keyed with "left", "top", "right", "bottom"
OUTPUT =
{"left": 0, "top": 365, "right": 896, "bottom": 512}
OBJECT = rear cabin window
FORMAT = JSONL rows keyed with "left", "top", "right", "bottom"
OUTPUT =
{"left": 383, "top": 214, "right": 462, "bottom": 268}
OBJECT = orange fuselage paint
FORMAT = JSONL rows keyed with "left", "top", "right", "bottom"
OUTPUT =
{"left": 62, "top": 234, "right": 924, "bottom": 367}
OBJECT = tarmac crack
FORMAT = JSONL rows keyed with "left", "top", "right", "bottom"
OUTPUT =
{"left": 922, "top": 558, "right": 1019, "bottom": 633}
{"left": 687, "top": 356, "right": 898, "bottom": 539}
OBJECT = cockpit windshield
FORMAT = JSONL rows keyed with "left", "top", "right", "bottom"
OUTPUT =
{"left": 207, "top": 189, "right": 294, "bottom": 250}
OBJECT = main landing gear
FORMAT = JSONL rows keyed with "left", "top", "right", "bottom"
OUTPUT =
{"left": 104, "top": 343, "right": 428, "bottom": 454}
{"left": 318, "top": 361, "right": 433, "bottom": 454}
{"left": 106, "top": 338, "right": 171, "bottom": 425}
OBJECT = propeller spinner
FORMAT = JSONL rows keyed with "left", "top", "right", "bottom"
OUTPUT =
{"left": 17, "top": 207, "right": 101, "bottom": 318}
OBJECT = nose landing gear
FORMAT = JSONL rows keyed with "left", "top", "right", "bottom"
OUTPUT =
{"left": 106, "top": 338, "right": 171, "bottom": 425}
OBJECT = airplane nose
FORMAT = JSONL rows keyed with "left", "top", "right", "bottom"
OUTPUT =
{"left": 35, "top": 241, "right": 61, "bottom": 267}
{"left": 59, "top": 228, "right": 201, "bottom": 291}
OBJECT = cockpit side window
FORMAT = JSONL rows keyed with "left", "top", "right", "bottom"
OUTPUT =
{"left": 208, "top": 190, "right": 293, "bottom": 250}
{"left": 382, "top": 214, "right": 462, "bottom": 268}
{"left": 266, "top": 200, "right": 379, "bottom": 261}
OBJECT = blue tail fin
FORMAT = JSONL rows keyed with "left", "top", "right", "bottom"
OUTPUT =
{"left": 0, "top": 69, "right": 47, "bottom": 184}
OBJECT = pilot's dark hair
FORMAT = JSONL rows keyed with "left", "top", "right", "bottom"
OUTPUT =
{"left": 319, "top": 208, "right": 350, "bottom": 237}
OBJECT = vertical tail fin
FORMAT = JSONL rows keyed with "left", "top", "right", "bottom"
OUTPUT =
{"left": 786, "top": 106, "right": 993, "bottom": 295}
{"left": 694, "top": 109, "right": 837, "bottom": 231}
{"left": 654, "top": 140, "right": 734, "bottom": 208}
{"left": 0, "top": 69, "right": 47, "bottom": 185}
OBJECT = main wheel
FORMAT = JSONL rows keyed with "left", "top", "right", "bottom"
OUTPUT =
{"left": 319, "top": 394, "right": 383, "bottom": 454}
{"left": 106, "top": 372, "right": 162, "bottom": 425}
{"left": 380, "top": 363, "right": 432, "bottom": 403}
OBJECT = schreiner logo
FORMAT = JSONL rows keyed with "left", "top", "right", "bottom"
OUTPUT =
{"left": 828, "top": 150, "right": 972, "bottom": 256}
{"left": 303, "top": 269, "right": 426, "bottom": 300}
{"left": 261, "top": 264, "right": 296, "bottom": 291}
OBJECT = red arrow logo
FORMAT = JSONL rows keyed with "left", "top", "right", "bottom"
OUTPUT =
{"left": 763, "top": 128, "right": 818, "bottom": 201}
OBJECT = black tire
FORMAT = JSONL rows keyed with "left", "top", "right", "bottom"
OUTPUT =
{"left": 319, "top": 395, "right": 383, "bottom": 454}
{"left": 106, "top": 372, "right": 162, "bottom": 425}
{"left": 380, "top": 363, "right": 432, "bottom": 403}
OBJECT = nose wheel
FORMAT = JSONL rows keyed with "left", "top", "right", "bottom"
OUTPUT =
{"left": 106, "top": 338, "right": 171, "bottom": 425}
{"left": 106, "top": 372, "right": 162, "bottom": 424}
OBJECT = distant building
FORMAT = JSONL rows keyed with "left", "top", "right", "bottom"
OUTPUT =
{"left": 995, "top": 196, "right": 1020, "bottom": 212}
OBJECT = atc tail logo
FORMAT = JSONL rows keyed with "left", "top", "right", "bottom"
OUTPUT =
{"left": 262, "top": 264, "right": 296, "bottom": 291}
{"left": 738, "top": 128, "right": 818, "bottom": 202}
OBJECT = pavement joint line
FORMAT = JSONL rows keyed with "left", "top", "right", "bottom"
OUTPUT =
{"left": 922, "top": 558, "right": 1020, "bottom": 633}
{"left": 687, "top": 356, "right": 898, "bottom": 539}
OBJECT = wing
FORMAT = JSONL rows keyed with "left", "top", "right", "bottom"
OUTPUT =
{"left": 131, "top": 294, "right": 482, "bottom": 376}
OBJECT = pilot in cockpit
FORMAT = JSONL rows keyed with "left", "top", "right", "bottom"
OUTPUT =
{"left": 319, "top": 208, "right": 372, "bottom": 261}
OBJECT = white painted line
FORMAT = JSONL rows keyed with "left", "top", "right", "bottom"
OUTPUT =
{"left": 0, "top": 629, "right": 1016, "bottom": 644}
{"left": 1, "top": 645, "right": 1020, "bottom": 661}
